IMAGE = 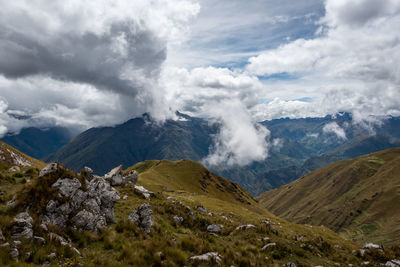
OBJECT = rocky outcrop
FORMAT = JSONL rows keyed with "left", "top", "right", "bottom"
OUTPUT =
{"left": 42, "top": 175, "right": 119, "bottom": 232}
{"left": 39, "top": 163, "right": 58, "bottom": 177}
{"left": 134, "top": 185, "right": 153, "bottom": 200}
{"left": 189, "top": 252, "right": 222, "bottom": 266}
{"left": 104, "top": 165, "right": 123, "bottom": 186}
{"left": 11, "top": 212, "right": 33, "bottom": 240}
{"left": 128, "top": 204, "right": 154, "bottom": 233}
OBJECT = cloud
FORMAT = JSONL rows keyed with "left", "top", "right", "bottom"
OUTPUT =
{"left": 322, "top": 122, "right": 347, "bottom": 140}
{"left": 202, "top": 99, "right": 269, "bottom": 167}
{"left": 0, "top": 0, "right": 199, "bottom": 134}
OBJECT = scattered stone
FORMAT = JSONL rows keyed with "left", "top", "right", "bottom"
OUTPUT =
{"left": 359, "top": 249, "right": 366, "bottom": 257}
{"left": 8, "top": 166, "right": 20, "bottom": 172}
{"left": 47, "top": 252, "right": 57, "bottom": 260}
{"left": 261, "top": 243, "right": 276, "bottom": 251}
{"left": 386, "top": 260, "right": 400, "bottom": 266}
{"left": 0, "top": 191, "right": 5, "bottom": 196}
{"left": 134, "top": 185, "right": 154, "bottom": 200}
{"left": 261, "top": 237, "right": 270, "bottom": 243}
{"left": 189, "top": 252, "right": 222, "bottom": 266}
{"left": 11, "top": 212, "right": 33, "bottom": 240}
{"left": 361, "top": 262, "right": 370, "bottom": 266}
{"left": 128, "top": 204, "right": 154, "bottom": 233}
{"left": 0, "top": 229, "right": 4, "bottom": 242}
{"left": 363, "top": 243, "right": 383, "bottom": 251}
{"left": 167, "top": 196, "right": 175, "bottom": 202}
{"left": 286, "top": 263, "right": 297, "bottom": 267}
{"left": 39, "top": 163, "right": 58, "bottom": 177}
{"left": 10, "top": 248, "right": 19, "bottom": 260}
{"left": 104, "top": 165, "right": 123, "bottom": 186}
{"left": 10, "top": 240, "right": 21, "bottom": 248}
{"left": 123, "top": 195, "right": 128, "bottom": 200}
{"left": 43, "top": 175, "right": 119, "bottom": 232}
{"left": 173, "top": 215, "right": 184, "bottom": 225}
{"left": 207, "top": 224, "right": 223, "bottom": 234}
{"left": 263, "top": 218, "right": 277, "bottom": 234}
{"left": 0, "top": 242, "right": 10, "bottom": 247}
{"left": 40, "top": 222, "right": 48, "bottom": 232}
{"left": 236, "top": 224, "right": 256, "bottom": 231}
{"left": 195, "top": 206, "right": 207, "bottom": 214}
{"left": 34, "top": 236, "right": 46, "bottom": 245}
{"left": 295, "top": 235, "right": 303, "bottom": 241}
{"left": 124, "top": 170, "right": 138, "bottom": 184}
{"left": 6, "top": 197, "right": 17, "bottom": 209}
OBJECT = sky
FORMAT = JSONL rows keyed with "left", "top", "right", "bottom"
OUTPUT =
{"left": 0, "top": 0, "right": 399, "bottom": 166}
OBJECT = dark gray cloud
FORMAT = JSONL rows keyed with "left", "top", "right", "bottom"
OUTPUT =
{"left": 0, "top": 22, "right": 166, "bottom": 97}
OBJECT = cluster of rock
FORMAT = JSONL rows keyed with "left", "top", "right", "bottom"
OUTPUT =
{"left": 42, "top": 168, "right": 120, "bottom": 232}
{"left": 128, "top": 203, "right": 154, "bottom": 233}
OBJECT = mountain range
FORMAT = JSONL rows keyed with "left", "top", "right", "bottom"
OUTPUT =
{"left": 2, "top": 112, "right": 400, "bottom": 195}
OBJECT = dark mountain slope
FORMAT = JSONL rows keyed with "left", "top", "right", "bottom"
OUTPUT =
{"left": 257, "top": 148, "right": 400, "bottom": 245}
{"left": 1, "top": 127, "right": 76, "bottom": 159}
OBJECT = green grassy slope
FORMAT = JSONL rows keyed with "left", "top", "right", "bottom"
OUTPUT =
{"left": 257, "top": 147, "right": 400, "bottom": 245}
{"left": 3, "top": 148, "right": 391, "bottom": 266}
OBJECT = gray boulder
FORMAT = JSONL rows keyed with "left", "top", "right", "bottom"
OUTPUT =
{"left": 124, "top": 170, "right": 138, "bottom": 184}
{"left": 52, "top": 178, "right": 81, "bottom": 198}
{"left": 173, "top": 215, "right": 184, "bottom": 225}
{"left": 195, "top": 206, "right": 207, "bottom": 214}
{"left": 261, "top": 243, "right": 276, "bottom": 250}
{"left": 10, "top": 248, "right": 19, "bottom": 260}
{"left": 8, "top": 166, "right": 20, "bottom": 172}
{"left": 0, "top": 229, "right": 4, "bottom": 242}
{"left": 363, "top": 243, "right": 383, "bottom": 251}
{"left": 39, "top": 163, "right": 58, "bottom": 177}
{"left": 128, "top": 204, "right": 154, "bottom": 233}
{"left": 11, "top": 212, "right": 33, "bottom": 240}
{"left": 104, "top": 165, "right": 123, "bottom": 186}
{"left": 386, "top": 260, "right": 400, "bottom": 267}
{"left": 134, "top": 185, "right": 153, "bottom": 200}
{"left": 189, "top": 252, "right": 222, "bottom": 266}
{"left": 236, "top": 224, "right": 256, "bottom": 231}
{"left": 207, "top": 224, "right": 223, "bottom": 234}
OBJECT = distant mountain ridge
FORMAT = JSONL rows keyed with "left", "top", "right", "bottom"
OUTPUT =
{"left": 4, "top": 112, "right": 400, "bottom": 195}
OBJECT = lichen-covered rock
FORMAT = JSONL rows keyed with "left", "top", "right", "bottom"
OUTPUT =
{"left": 189, "top": 252, "right": 222, "bottom": 266}
{"left": 39, "top": 163, "right": 58, "bottom": 177}
{"left": 82, "top": 166, "right": 94, "bottom": 181}
{"left": 128, "top": 204, "right": 154, "bottom": 233}
{"left": 11, "top": 212, "right": 33, "bottom": 240}
{"left": 10, "top": 248, "right": 19, "bottom": 260}
{"left": 104, "top": 165, "right": 123, "bottom": 186}
{"left": 42, "top": 174, "right": 119, "bottom": 232}
{"left": 207, "top": 224, "right": 223, "bottom": 234}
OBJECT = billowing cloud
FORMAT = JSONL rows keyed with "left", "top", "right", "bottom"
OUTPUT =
{"left": 0, "top": 0, "right": 199, "bottom": 134}
{"left": 202, "top": 100, "right": 269, "bottom": 167}
{"left": 323, "top": 122, "right": 347, "bottom": 140}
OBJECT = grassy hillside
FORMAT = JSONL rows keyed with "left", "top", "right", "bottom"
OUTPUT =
{"left": 3, "top": 146, "right": 395, "bottom": 265}
{"left": 257, "top": 147, "right": 400, "bottom": 245}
